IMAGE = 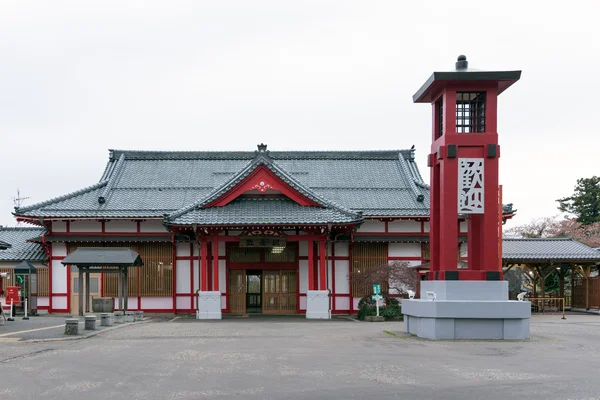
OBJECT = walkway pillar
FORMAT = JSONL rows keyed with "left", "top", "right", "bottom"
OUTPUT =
{"left": 197, "top": 238, "right": 221, "bottom": 320}
{"left": 306, "top": 236, "right": 330, "bottom": 319}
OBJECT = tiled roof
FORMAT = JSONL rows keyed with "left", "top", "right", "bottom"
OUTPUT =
{"left": 502, "top": 238, "right": 600, "bottom": 262}
{"left": 14, "top": 147, "right": 429, "bottom": 221}
{"left": 0, "top": 227, "right": 47, "bottom": 262}
{"left": 169, "top": 197, "right": 361, "bottom": 226}
{"left": 0, "top": 240, "right": 11, "bottom": 250}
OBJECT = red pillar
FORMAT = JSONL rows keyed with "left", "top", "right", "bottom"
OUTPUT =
{"left": 307, "top": 239, "right": 314, "bottom": 290}
{"left": 200, "top": 240, "right": 208, "bottom": 291}
{"left": 212, "top": 239, "right": 219, "bottom": 292}
{"left": 319, "top": 239, "right": 326, "bottom": 291}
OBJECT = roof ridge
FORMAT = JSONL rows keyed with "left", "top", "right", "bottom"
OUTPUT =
{"left": 109, "top": 149, "right": 413, "bottom": 161}
{"left": 0, "top": 226, "right": 46, "bottom": 231}
{"left": 14, "top": 180, "right": 109, "bottom": 214}
{"left": 98, "top": 153, "right": 126, "bottom": 205}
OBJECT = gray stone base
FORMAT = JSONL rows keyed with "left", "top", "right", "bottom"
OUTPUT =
{"left": 197, "top": 291, "right": 222, "bottom": 320}
{"left": 402, "top": 281, "right": 531, "bottom": 340}
{"left": 306, "top": 290, "right": 331, "bottom": 319}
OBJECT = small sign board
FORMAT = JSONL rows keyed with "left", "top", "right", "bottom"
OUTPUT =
{"left": 371, "top": 294, "right": 382, "bottom": 301}
{"left": 372, "top": 284, "right": 381, "bottom": 295}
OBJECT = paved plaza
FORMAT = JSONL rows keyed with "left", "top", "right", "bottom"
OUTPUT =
{"left": 1, "top": 314, "right": 600, "bottom": 399}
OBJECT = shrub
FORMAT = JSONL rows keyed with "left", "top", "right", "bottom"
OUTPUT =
{"left": 357, "top": 295, "right": 403, "bottom": 320}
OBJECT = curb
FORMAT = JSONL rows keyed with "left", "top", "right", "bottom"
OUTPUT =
{"left": 22, "top": 318, "right": 153, "bottom": 343}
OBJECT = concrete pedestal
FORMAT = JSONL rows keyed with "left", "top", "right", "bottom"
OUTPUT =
{"left": 197, "top": 291, "right": 222, "bottom": 320}
{"left": 306, "top": 290, "right": 331, "bottom": 319}
{"left": 124, "top": 311, "right": 135, "bottom": 322}
{"left": 100, "top": 313, "right": 113, "bottom": 326}
{"left": 402, "top": 281, "right": 530, "bottom": 340}
{"left": 64, "top": 318, "right": 80, "bottom": 335}
{"left": 114, "top": 311, "right": 124, "bottom": 324}
{"left": 134, "top": 311, "right": 144, "bottom": 321}
{"left": 84, "top": 315, "right": 97, "bottom": 331}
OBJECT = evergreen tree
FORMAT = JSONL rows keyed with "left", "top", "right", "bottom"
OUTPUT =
{"left": 557, "top": 176, "right": 600, "bottom": 225}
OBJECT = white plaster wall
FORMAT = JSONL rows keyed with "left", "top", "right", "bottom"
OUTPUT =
{"left": 176, "top": 243, "right": 190, "bottom": 257}
{"left": 105, "top": 220, "right": 137, "bottom": 232}
{"left": 52, "top": 296, "right": 67, "bottom": 310}
{"left": 298, "top": 241, "right": 308, "bottom": 257}
{"left": 388, "top": 243, "right": 421, "bottom": 257}
{"left": 327, "top": 245, "right": 333, "bottom": 291}
{"left": 70, "top": 221, "right": 101, "bottom": 232}
{"left": 51, "top": 259, "right": 67, "bottom": 293}
{"left": 176, "top": 296, "right": 189, "bottom": 310}
{"left": 176, "top": 260, "right": 190, "bottom": 294}
{"left": 460, "top": 221, "right": 469, "bottom": 232}
{"left": 193, "top": 243, "right": 199, "bottom": 256}
{"left": 335, "top": 260, "right": 350, "bottom": 294}
{"left": 334, "top": 242, "right": 349, "bottom": 257}
{"left": 52, "top": 221, "right": 67, "bottom": 232}
{"left": 299, "top": 260, "right": 308, "bottom": 293}
{"left": 424, "top": 221, "right": 430, "bottom": 232}
{"left": 353, "top": 297, "right": 361, "bottom": 310}
{"left": 219, "top": 260, "right": 226, "bottom": 293}
{"left": 300, "top": 296, "right": 306, "bottom": 310}
{"left": 52, "top": 242, "right": 67, "bottom": 257}
{"left": 357, "top": 220, "right": 385, "bottom": 233}
{"left": 221, "top": 295, "right": 226, "bottom": 310}
{"left": 193, "top": 259, "right": 199, "bottom": 292}
{"left": 139, "top": 220, "right": 168, "bottom": 233}
{"left": 388, "top": 220, "right": 421, "bottom": 232}
{"left": 112, "top": 297, "right": 139, "bottom": 310}
{"left": 218, "top": 241, "right": 226, "bottom": 255}
{"left": 336, "top": 296, "right": 350, "bottom": 311}
{"left": 141, "top": 297, "right": 171, "bottom": 309}
{"left": 37, "top": 297, "right": 49, "bottom": 307}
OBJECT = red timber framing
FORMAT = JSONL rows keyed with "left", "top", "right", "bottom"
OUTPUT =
{"left": 35, "top": 216, "right": 477, "bottom": 315}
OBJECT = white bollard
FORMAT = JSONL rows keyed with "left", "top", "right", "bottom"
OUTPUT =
{"left": 23, "top": 298, "right": 29, "bottom": 320}
{"left": 7, "top": 299, "right": 15, "bottom": 321}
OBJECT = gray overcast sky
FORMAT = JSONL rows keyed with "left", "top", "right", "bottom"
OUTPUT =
{"left": 1, "top": 0, "right": 599, "bottom": 228}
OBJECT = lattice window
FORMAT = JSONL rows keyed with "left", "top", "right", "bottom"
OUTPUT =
{"left": 229, "top": 247, "right": 261, "bottom": 263}
{"left": 69, "top": 242, "right": 172, "bottom": 297}
{"left": 351, "top": 242, "right": 388, "bottom": 297}
{"left": 436, "top": 97, "right": 444, "bottom": 138}
{"left": 138, "top": 243, "right": 173, "bottom": 297}
{"left": 264, "top": 246, "right": 296, "bottom": 263}
{"left": 456, "top": 92, "right": 486, "bottom": 133}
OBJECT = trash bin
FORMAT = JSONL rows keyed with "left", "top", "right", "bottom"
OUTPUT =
{"left": 92, "top": 298, "right": 114, "bottom": 313}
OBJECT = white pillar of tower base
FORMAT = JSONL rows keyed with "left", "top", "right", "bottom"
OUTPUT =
{"left": 197, "top": 291, "right": 222, "bottom": 320}
{"left": 306, "top": 290, "right": 331, "bottom": 319}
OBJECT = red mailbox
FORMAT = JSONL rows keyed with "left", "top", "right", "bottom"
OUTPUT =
{"left": 5, "top": 286, "right": 21, "bottom": 305}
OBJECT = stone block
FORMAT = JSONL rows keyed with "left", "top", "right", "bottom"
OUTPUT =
{"left": 84, "top": 315, "right": 97, "bottom": 331}
{"left": 134, "top": 311, "right": 144, "bottom": 321}
{"left": 197, "top": 291, "right": 222, "bottom": 320}
{"left": 114, "top": 311, "right": 124, "bottom": 324}
{"left": 124, "top": 311, "right": 135, "bottom": 322}
{"left": 306, "top": 290, "right": 331, "bottom": 319}
{"left": 65, "top": 318, "right": 80, "bottom": 335}
{"left": 100, "top": 313, "right": 113, "bottom": 326}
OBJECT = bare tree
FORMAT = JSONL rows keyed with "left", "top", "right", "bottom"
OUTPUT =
{"left": 505, "top": 216, "right": 600, "bottom": 248}
{"left": 352, "top": 260, "right": 418, "bottom": 296}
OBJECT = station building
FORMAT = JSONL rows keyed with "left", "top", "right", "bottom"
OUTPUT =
{"left": 11, "top": 144, "right": 509, "bottom": 315}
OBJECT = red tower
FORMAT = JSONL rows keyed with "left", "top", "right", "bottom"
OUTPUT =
{"left": 414, "top": 55, "right": 521, "bottom": 281}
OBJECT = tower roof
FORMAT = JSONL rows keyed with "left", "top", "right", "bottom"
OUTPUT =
{"left": 413, "top": 55, "right": 522, "bottom": 103}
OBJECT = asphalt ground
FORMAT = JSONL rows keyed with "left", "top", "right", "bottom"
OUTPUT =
{"left": 1, "top": 313, "right": 599, "bottom": 399}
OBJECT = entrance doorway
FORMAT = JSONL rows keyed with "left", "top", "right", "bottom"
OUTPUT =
{"left": 228, "top": 269, "right": 297, "bottom": 314}
{"left": 70, "top": 272, "right": 101, "bottom": 315}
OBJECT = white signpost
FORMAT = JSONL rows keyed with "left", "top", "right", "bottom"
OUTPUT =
{"left": 372, "top": 284, "right": 382, "bottom": 317}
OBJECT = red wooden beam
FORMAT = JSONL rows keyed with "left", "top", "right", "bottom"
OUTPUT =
{"left": 200, "top": 240, "right": 208, "bottom": 292}
{"left": 319, "top": 239, "right": 326, "bottom": 291}
{"left": 307, "top": 239, "right": 314, "bottom": 291}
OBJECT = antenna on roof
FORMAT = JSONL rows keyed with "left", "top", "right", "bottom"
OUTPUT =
{"left": 12, "top": 189, "right": 30, "bottom": 209}
{"left": 11, "top": 189, "right": 30, "bottom": 227}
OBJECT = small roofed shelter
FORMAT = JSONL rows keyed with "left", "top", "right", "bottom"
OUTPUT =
{"left": 503, "top": 238, "right": 600, "bottom": 309}
{"left": 61, "top": 248, "right": 143, "bottom": 316}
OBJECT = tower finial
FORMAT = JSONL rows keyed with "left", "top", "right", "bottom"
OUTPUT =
{"left": 257, "top": 143, "right": 267, "bottom": 152}
{"left": 455, "top": 55, "right": 468, "bottom": 70}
